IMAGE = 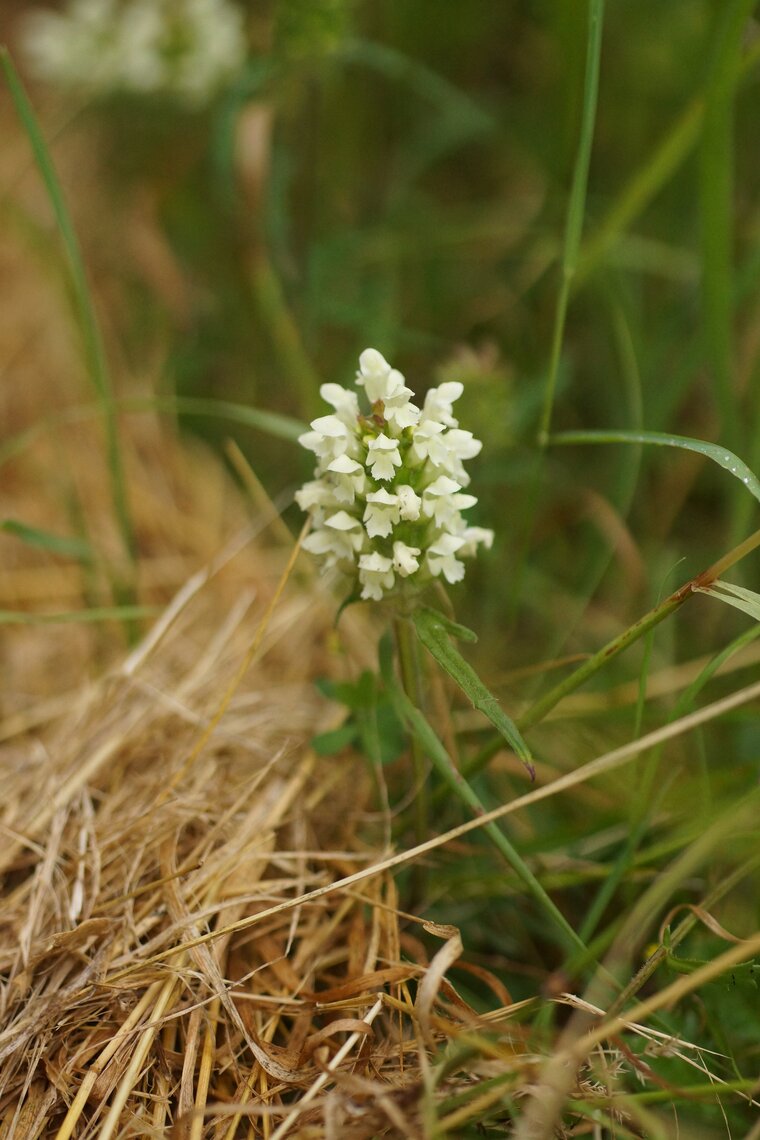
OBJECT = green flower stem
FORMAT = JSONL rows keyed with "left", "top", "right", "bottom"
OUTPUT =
{"left": 393, "top": 617, "right": 430, "bottom": 853}
{"left": 470, "top": 526, "right": 760, "bottom": 773}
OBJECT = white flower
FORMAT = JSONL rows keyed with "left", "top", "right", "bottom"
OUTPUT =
{"left": 299, "top": 414, "right": 357, "bottom": 465}
{"left": 320, "top": 383, "right": 360, "bottom": 426}
{"left": 423, "top": 382, "right": 463, "bottom": 427}
{"left": 302, "top": 510, "right": 363, "bottom": 565}
{"left": 366, "top": 433, "right": 402, "bottom": 481}
{"left": 392, "top": 541, "right": 421, "bottom": 577}
{"left": 358, "top": 552, "right": 395, "bottom": 601}
{"left": 409, "top": 418, "right": 449, "bottom": 467}
{"left": 422, "top": 475, "right": 478, "bottom": 529}
{"left": 396, "top": 484, "right": 422, "bottom": 522}
{"left": 297, "top": 348, "right": 490, "bottom": 602}
{"left": 363, "top": 489, "right": 400, "bottom": 538}
{"left": 427, "top": 533, "right": 466, "bottom": 584}
{"left": 458, "top": 526, "right": 495, "bottom": 557}
{"left": 326, "top": 454, "right": 366, "bottom": 504}
{"left": 22, "top": 0, "right": 247, "bottom": 105}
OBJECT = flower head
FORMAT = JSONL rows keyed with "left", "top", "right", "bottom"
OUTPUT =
{"left": 22, "top": 0, "right": 247, "bottom": 105}
{"left": 297, "top": 349, "right": 493, "bottom": 602}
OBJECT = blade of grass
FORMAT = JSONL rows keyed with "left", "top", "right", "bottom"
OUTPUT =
{"left": 0, "top": 50, "right": 136, "bottom": 607}
{"left": 695, "top": 578, "right": 760, "bottom": 621}
{"left": 0, "top": 606, "right": 159, "bottom": 625}
{"left": 470, "top": 526, "right": 760, "bottom": 772}
{"left": 538, "top": 0, "right": 605, "bottom": 445}
{"left": 549, "top": 428, "right": 760, "bottom": 504}
{"left": 579, "top": 620, "right": 760, "bottom": 944}
{"left": 1, "top": 519, "right": 93, "bottom": 562}
{"left": 377, "top": 633, "right": 589, "bottom": 962}
{"left": 509, "top": 0, "right": 605, "bottom": 621}
{"left": 699, "top": 0, "right": 756, "bottom": 447}
{"left": 576, "top": 33, "right": 760, "bottom": 287}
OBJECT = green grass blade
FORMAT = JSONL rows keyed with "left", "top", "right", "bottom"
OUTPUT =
{"left": 695, "top": 579, "right": 760, "bottom": 622}
{"left": 146, "top": 396, "right": 308, "bottom": 442}
{"left": 549, "top": 428, "right": 760, "bottom": 505}
{"left": 0, "top": 50, "right": 136, "bottom": 595}
{"left": 1, "top": 520, "right": 93, "bottom": 561}
{"left": 699, "top": 0, "right": 756, "bottom": 446}
{"left": 538, "top": 0, "right": 605, "bottom": 444}
{"left": 378, "top": 633, "right": 586, "bottom": 961}
{"left": 413, "top": 607, "right": 534, "bottom": 778}
{"left": 0, "top": 606, "right": 159, "bottom": 625}
{"left": 470, "top": 527, "right": 760, "bottom": 773}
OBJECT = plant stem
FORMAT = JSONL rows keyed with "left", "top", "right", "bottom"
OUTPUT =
{"left": 393, "top": 617, "right": 430, "bottom": 854}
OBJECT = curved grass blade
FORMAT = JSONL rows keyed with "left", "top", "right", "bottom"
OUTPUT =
{"left": 378, "top": 633, "right": 586, "bottom": 961}
{"left": 0, "top": 50, "right": 136, "bottom": 595}
{"left": 550, "top": 429, "right": 760, "bottom": 505}
{"left": 412, "top": 607, "right": 534, "bottom": 778}
{"left": 1, "top": 520, "right": 93, "bottom": 562}
{"left": 695, "top": 579, "right": 760, "bottom": 622}
{"left": 146, "top": 396, "right": 307, "bottom": 442}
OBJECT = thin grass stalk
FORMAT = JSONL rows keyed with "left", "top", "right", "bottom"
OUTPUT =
{"left": 580, "top": 621, "right": 760, "bottom": 944}
{"left": 508, "top": 0, "right": 605, "bottom": 621}
{"left": 472, "top": 525, "right": 760, "bottom": 772}
{"left": 700, "top": 0, "right": 756, "bottom": 448}
{"left": 0, "top": 50, "right": 137, "bottom": 618}
{"left": 537, "top": 0, "right": 605, "bottom": 445}
{"left": 576, "top": 35, "right": 760, "bottom": 286}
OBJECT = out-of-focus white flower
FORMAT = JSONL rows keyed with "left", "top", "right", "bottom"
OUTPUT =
{"left": 22, "top": 0, "right": 247, "bottom": 105}
{"left": 297, "top": 348, "right": 493, "bottom": 602}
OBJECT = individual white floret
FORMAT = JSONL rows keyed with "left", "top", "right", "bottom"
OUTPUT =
{"left": 358, "top": 552, "right": 395, "bottom": 600}
{"left": 363, "top": 489, "right": 400, "bottom": 539}
{"left": 366, "top": 433, "right": 402, "bottom": 481}
{"left": 325, "top": 455, "right": 366, "bottom": 504}
{"left": 457, "top": 526, "right": 495, "bottom": 558}
{"left": 320, "top": 383, "right": 360, "bottom": 427}
{"left": 392, "top": 541, "right": 421, "bottom": 577}
{"left": 422, "top": 479, "right": 478, "bottom": 529}
{"left": 426, "top": 533, "right": 466, "bottom": 584}
{"left": 409, "top": 418, "right": 448, "bottom": 467}
{"left": 396, "top": 484, "right": 422, "bottom": 521}
{"left": 422, "top": 382, "right": 463, "bottom": 427}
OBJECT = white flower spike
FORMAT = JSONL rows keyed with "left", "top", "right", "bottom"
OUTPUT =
{"left": 298, "top": 349, "right": 493, "bottom": 602}
{"left": 22, "top": 0, "right": 247, "bottom": 105}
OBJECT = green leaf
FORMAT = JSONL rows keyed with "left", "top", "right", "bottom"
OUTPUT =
{"left": 412, "top": 607, "right": 534, "bottom": 778}
{"left": 695, "top": 579, "right": 760, "bottom": 622}
{"left": 550, "top": 429, "right": 760, "bottom": 505}
{"left": 311, "top": 724, "right": 358, "bottom": 756}
{"left": 1, "top": 519, "right": 93, "bottom": 562}
{"left": 377, "top": 632, "right": 587, "bottom": 961}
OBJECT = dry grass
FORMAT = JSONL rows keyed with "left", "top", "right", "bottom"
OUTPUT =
{"left": 0, "top": 390, "right": 528, "bottom": 1137}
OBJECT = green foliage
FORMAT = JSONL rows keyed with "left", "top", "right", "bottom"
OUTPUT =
{"left": 9, "top": 0, "right": 760, "bottom": 1129}
{"left": 313, "top": 671, "right": 406, "bottom": 765}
